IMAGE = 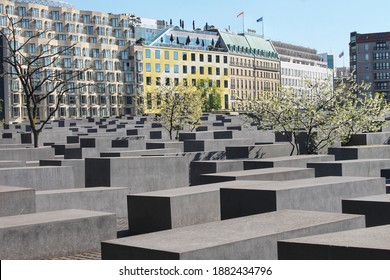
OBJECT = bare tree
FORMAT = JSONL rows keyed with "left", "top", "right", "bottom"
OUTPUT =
{"left": 0, "top": 15, "right": 87, "bottom": 147}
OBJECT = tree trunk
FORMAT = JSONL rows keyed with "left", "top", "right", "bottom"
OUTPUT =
{"left": 33, "top": 130, "right": 40, "bottom": 148}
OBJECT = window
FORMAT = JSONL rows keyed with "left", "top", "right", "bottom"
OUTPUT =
{"left": 183, "top": 66, "right": 187, "bottom": 74}
{"left": 21, "top": 19, "right": 30, "bottom": 28}
{"left": 216, "top": 55, "right": 220, "bottom": 63}
{"left": 64, "top": 12, "right": 71, "bottom": 21}
{"left": 11, "top": 81, "right": 19, "bottom": 91}
{"left": 96, "top": 72, "right": 104, "bottom": 81}
{"left": 156, "top": 63, "right": 161, "bottom": 72}
{"left": 224, "top": 80, "right": 228, "bottom": 88}
{"left": 51, "top": 11, "right": 60, "bottom": 20}
{"left": 208, "top": 55, "right": 212, "bottom": 62}
{"left": 200, "top": 67, "right": 204, "bottom": 75}
{"left": 156, "top": 77, "right": 161, "bottom": 86}
{"left": 94, "top": 60, "right": 102, "bottom": 70}
{"left": 145, "top": 49, "right": 151, "bottom": 58}
{"left": 63, "top": 58, "right": 71, "bottom": 68}
{"left": 83, "top": 14, "right": 91, "bottom": 23}
{"left": 165, "top": 64, "right": 170, "bottom": 73}
{"left": 155, "top": 50, "right": 160, "bottom": 59}
{"left": 224, "top": 68, "right": 228, "bottom": 76}
{"left": 191, "top": 66, "right": 196, "bottom": 74}
{"left": 183, "top": 52, "right": 187, "bottom": 61}
{"left": 58, "top": 34, "right": 67, "bottom": 40}
{"left": 27, "top": 43, "right": 36, "bottom": 53}
{"left": 223, "top": 56, "right": 228, "bottom": 64}
{"left": 376, "top": 42, "right": 388, "bottom": 50}
{"left": 146, "top": 77, "right": 152, "bottom": 85}
{"left": 111, "top": 18, "right": 119, "bottom": 27}
{"left": 86, "top": 26, "right": 93, "bottom": 35}
{"left": 216, "top": 68, "right": 220, "bottom": 75}
{"left": 164, "top": 51, "right": 170, "bottom": 60}
{"left": 208, "top": 67, "right": 213, "bottom": 75}
{"left": 174, "top": 65, "right": 179, "bottom": 73}
{"left": 147, "top": 93, "right": 152, "bottom": 109}
{"left": 121, "top": 51, "right": 128, "bottom": 59}
{"left": 191, "top": 53, "right": 196, "bottom": 61}
{"left": 200, "top": 54, "right": 204, "bottom": 62}
{"left": 174, "top": 52, "right": 178, "bottom": 60}
{"left": 12, "top": 107, "right": 20, "bottom": 118}
{"left": 165, "top": 78, "right": 170, "bottom": 86}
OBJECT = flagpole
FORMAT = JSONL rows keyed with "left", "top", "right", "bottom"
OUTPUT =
{"left": 262, "top": 20, "right": 264, "bottom": 38}
{"left": 243, "top": 13, "right": 245, "bottom": 33}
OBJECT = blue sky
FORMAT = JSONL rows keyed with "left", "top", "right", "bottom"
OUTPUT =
{"left": 63, "top": 0, "right": 390, "bottom": 67}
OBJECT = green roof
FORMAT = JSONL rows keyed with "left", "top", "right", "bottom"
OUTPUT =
{"left": 219, "top": 31, "right": 279, "bottom": 60}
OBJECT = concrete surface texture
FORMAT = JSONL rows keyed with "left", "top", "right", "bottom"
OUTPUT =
{"left": 36, "top": 187, "right": 131, "bottom": 218}
{"left": 278, "top": 224, "right": 390, "bottom": 260}
{"left": 342, "top": 194, "right": 390, "bottom": 227}
{"left": 0, "top": 209, "right": 116, "bottom": 260}
{"left": 85, "top": 156, "right": 189, "bottom": 191}
{"left": 0, "top": 166, "right": 75, "bottom": 190}
{"left": 127, "top": 181, "right": 274, "bottom": 234}
{"left": 307, "top": 159, "right": 390, "bottom": 177}
{"left": 219, "top": 177, "right": 385, "bottom": 219}
{"left": 0, "top": 186, "right": 36, "bottom": 217}
{"left": 329, "top": 145, "right": 390, "bottom": 160}
{"left": 101, "top": 210, "right": 365, "bottom": 260}
{"left": 199, "top": 167, "right": 315, "bottom": 184}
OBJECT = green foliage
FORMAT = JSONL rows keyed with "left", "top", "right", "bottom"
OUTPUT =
{"left": 249, "top": 77, "right": 390, "bottom": 155}
{"left": 196, "top": 80, "right": 222, "bottom": 112}
{"left": 156, "top": 83, "right": 205, "bottom": 140}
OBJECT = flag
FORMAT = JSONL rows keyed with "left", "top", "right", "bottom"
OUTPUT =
{"left": 237, "top": 11, "right": 244, "bottom": 17}
{"left": 257, "top": 17, "right": 263, "bottom": 22}
{"left": 339, "top": 51, "right": 344, "bottom": 58}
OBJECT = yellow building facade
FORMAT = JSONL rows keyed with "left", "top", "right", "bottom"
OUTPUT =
{"left": 142, "top": 45, "right": 230, "bottom": 113}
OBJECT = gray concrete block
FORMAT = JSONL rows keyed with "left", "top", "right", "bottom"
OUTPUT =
{"left": 184, "top": 139, "right": 255, "bottom": 153}
{"left": 85, "top": 156, "right": 189, "bottom": 191}
{"left": 0, "top": 161, "right": 26, "bottom": 168}
{"left": 346, "top": 132, "right": 390, "bottom": 146}
{"left": 179, "top": 131, "right": 233, "bottom": 141}
{"left": 226, "top": 143, "right": 292, "bottom": 159}
{"left": 0, "top": 209, "right": 116, "bottom": 259}
{"left": 199, "top": 167, "right": 315, "bottom": 185}
{"left": 100, "top": 148, "right": 182, "bottom": 158}
{"left": 190, "top": 160, "right": 244, "bottom": 186}
{"left": 329, "top": 145, "right": 390, "bottom": 160}
{"left": 220, "top": 177, "right": 385, "bottom": 220}
{"left": 0, "top": 186, "right": 36, "bottom": 217}
{"left": 278, "top": 225, "right": 390, "bottom": 260}
{"left": 342, "top": 194, "right": 390, "bottom": 227}
{"left": 307, "top": 159, "right": 390, "bottom": 177}
{"left": 146, "top": 141, "right": 184, "bottom": 152}
{"left": 128, "top": 181, "right": 276, "bottom": 235}
{"left": 40, "top": 159, "right": 85, "bottom": 188}
{"left": 243, "top": 155, "right": 335, "bottom": 169}
{"left": 102, "top": 210, "right": 365, "bottom": 260}
{"left": 36, "top": 187, "right": 131, "bottom": 218}
{"left": 0, "top": 166, "right": 75, "bottom": 190}
{"left": 0, "top": 147, "right": 54, "bottom": 161}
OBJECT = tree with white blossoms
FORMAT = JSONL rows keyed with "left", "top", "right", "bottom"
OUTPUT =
{"left": 156, "top": 82, "right": 205, "bottom": 140}
{"left": 248, "top": 76, "right": 390, "bottom": 155}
